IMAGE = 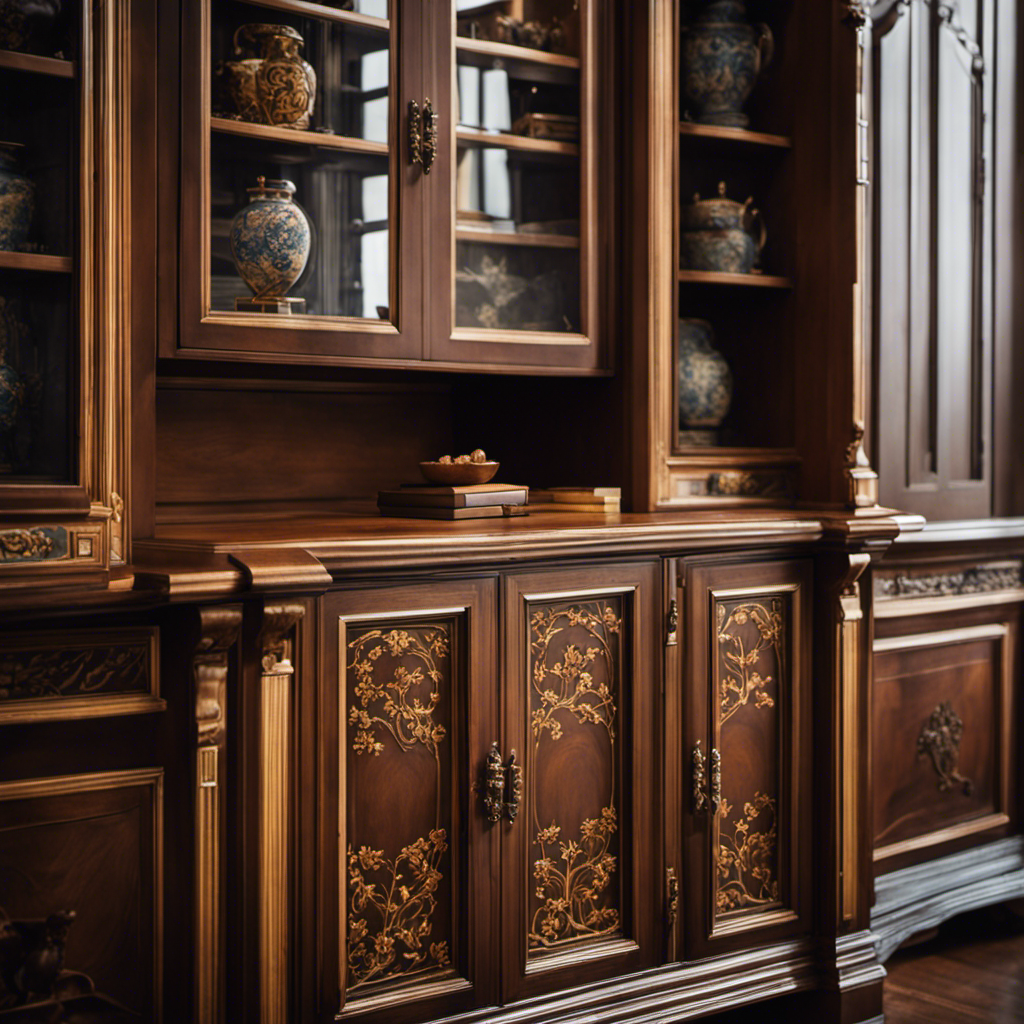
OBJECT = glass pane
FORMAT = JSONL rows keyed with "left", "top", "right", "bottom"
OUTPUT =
{"left": 0, "top": 50, "right": 77, "bottom": 484}
{"left": 210, "top": 1, "right": 391, "bottom": 320}
{"left": 454, "top": 1, "right": 583, "bottom": 335}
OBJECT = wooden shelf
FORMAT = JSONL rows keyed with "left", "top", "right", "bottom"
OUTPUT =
{"left": 456, "top": 37, "right": 580, "bottom": 71}
{"left": 456, "top": 229, "right": 579, "bottom": 249}
{"left": 211, "top": 116, "right": 389, "bottom": 156}
{"left": 238, "top": 0, "right": 389, "bottom": 31}
{"left": 679, "top": 122, "right": 792, "bottom": 151}
{"left": 0, "top": 49, "right": 75, "bottom": 78}
{"left": 678, "top": 269, "right": 792, "bottom": 289}
{"left": 456, "top": 127, "right": 578, "bottom": 158}
{"left": 0, "top": 251, "right": 72, "bottom": 273}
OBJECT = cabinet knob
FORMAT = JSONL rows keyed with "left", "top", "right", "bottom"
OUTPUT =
{"left": 483, "top": 741, "right": 505, "bottom": 823}
{"left": 692, "top": 740, "right": 709, "bottom": 814}
{"left": 408, "top": 98, "right": 437, "bottom": 175}
{"left": 504, "top": 749, "right": 523, "bottom": 823}
{"left": 710, "top": 747, "right": 722, "bottom": 815}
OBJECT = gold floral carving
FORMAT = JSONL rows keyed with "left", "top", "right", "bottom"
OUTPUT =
{"left": 0, "top": 527, "right": 57, "bottom": 561}
{"left": 917, "top": 702, "right": 973, "bottom": 796}
{"left": 345, "top": 627, "right": 452, "bottom": 989}
{"left": 717, "top": 600, "right": 783, "bottom": 724}
{"left": 716, "top": 792, "right": 779, "bottom": 912}
{"left": 529, "top": 603, "right": 622, "bottom": 948}
{"left": 0, "top": 643, "right": 147, "bottom": 702}
{"left": 715, "top": 598, "right": 785, "bottom": 915}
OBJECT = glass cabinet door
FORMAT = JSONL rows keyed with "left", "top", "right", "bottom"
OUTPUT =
{"left": 429, "top": 0, "right": 606, "bottom": 370}
{"left": 174, "top": 0, "right": 424, "bottom": 362}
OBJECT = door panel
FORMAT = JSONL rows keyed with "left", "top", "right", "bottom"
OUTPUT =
{"left": 683, "top": 559, "right": 812, "bottom": 959}
{"left": 502, "top": 563, "right": 659, "bottom": 1003}
{"left": 323, "top": 580, "right": 497, "bottom": 1021}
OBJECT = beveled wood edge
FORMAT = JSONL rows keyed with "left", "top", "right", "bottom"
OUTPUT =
{"left": 892, "top": 517, "right": 1024, "bottom": 545}
{"left": 872, "top": 621, "right": 1009, "bottom": 652}
{"left": 873, "top": 813, "right": 1012, "bottom": 863}
{"left": 874, "top": 588, "right": 1024, "bottom": 618}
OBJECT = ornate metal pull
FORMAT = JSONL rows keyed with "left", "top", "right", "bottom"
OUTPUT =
{"left": 408, "top": 99, "right": 423, "bottom": 168}
{"left": 483, "top": 741, "right": 505, "bottom": 823}
{"left": 692, "top": 741, "right": 709, "bottom": 814}
{"left": 666, "top": 867, "right": 679, "bottom": 927}
{"left": 504, "top": 749, "right": 523, "bottom": 822}
{"left": 710, "top": 747, "right": 722, "bottom": 814}
{"left": 421, "top": 97, "right": 437, "bottom": 174}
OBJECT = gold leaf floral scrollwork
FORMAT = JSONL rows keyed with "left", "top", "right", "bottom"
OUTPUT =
{"left": 345, "top": 626, "right": 452, "bottom": 990}
{"left": 717, "top": 600, "right": 783, "bottom": 725}
{"left": 528, "top": 603, "right": 622, "bottom": 948}
{"left": 716, "top": 791, "right": 779, "bottom": 913}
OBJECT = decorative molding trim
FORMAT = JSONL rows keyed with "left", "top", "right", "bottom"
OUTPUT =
{"left": 257, "top": 604, "right": 304, "bottom": 1024}
{"left": 0, "top": 627, "right": 162, "bottom": 724}
{"left": 0, "top": 527, "right": 67, "bottom": 562}
{"left": 874, "top": 562, "right": 1023, "bottom": 601}
{"left": 872, "top": 837, "right": 1024, "bottom": 961}
{"left": 192, "top": 605, "right": 242, "bottom": 1024}
{"left": 917, "top": 702, "right": 972, "bottom": 795}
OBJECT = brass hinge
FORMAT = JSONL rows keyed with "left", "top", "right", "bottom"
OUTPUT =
{"left": 666, "top": 598, "right": 678, "bottom": 646}
{"left": 666, "top": 867, "right": 679, "bottom": 928}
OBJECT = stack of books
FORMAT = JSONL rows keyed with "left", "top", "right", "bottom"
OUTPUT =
{"left": 377, "top": 483, "right": 530, "bottom": 520}
{"left": 528, "top": 487, "right": 622, "bottom": 513}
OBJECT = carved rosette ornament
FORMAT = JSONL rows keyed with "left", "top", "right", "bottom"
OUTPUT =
{"left": 917, "top": 702, "right": 973, "bottom": 796}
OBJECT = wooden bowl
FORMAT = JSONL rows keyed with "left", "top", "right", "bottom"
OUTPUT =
{"left": 419, "top": 461, "right": 500, "bottom": 485}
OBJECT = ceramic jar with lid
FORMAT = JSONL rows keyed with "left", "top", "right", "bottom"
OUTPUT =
{"left": 677, "top": 318, "right": 733, "bottom": 442}
{"left": 0, "top": 143, "right": 35, "bottom": 252}
{"left": 680, "top": 181, "right": 766, "bottom": 274}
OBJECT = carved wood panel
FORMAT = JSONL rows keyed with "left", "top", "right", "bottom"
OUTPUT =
{"left": 872, "top": 624, "right": 1012, "bottom": 862}
{"left": 527, "top": 599, "right": 624, "bottom": 952}
{"left": 502, "top": 564, "right": 659, "bottom": 1006}
{"left": 344, "top": 621, "right": 457, "bottom": 994}
{"left": 682, "top": 559, "right": 811, "bottom": 959}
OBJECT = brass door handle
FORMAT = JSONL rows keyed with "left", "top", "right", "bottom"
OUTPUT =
{"left": 504, "top": 749, "right": 523, "bottom": 823}
{"left": 710, "top": 747, "right": 722, "bottom": 814}
{"left": 483, "top": 741, "right": 505, "bottom": 823}
{"left": 692, "top": 740, "right": 709, "bottom": 814}
{"left": 408, "top": 98, "right": 437, "bottom": 174}
{"left": 421, "top": 97, "right": 437, "bottom": 174}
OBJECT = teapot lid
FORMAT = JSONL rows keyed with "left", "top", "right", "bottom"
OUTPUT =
{"left": 247, "top": 176, "right": 297, "bottom": 200}
{"left": 689, "top": 181, "right": 752, "bottom": 208}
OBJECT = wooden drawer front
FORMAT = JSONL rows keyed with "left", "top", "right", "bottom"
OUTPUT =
{"left": 873, "top": 625, "right": 1012, "bottom": 862}
{"left": 0, "top": 628, "right": 162, "bottom": 724}
{"left": 0, "top": 770, "right": 163, "bottom": 1021}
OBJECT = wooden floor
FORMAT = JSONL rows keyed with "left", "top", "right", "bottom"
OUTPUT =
{"left": 883, "top": 905, "right": 1024, "bottom": 1023}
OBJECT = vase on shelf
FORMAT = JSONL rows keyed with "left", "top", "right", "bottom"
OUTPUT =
{"left": 677, "top": 318, "right": 732, "bottom": 446}
{"left": 230, "top": 177, "right": 312, "bottom": 314}
{"left": 213, "top": 24, "right": 316, "bottom": 130}
{"left": 680, "top": 181, "right": 766, "bottom": 274}
{"left": 0, "top": 142, "right": 35, "bottom": 252}
{"left": 681, "top": 0, "right": 773, "bottom": 129}
{"left": 0, "top": 0, "right": 60, "bottom": 55}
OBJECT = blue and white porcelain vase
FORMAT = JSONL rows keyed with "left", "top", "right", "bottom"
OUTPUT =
{"left": 0, "top": 143, "right": 35, "bottom": 252}
{"left": 229, "top": 177, "right": 311, "bottom": 302}
{"left": 681, "top": 0, "right": 774, "bottom": 128}
{"left": 678, "top": 318, "right": 732, "bottom": 434}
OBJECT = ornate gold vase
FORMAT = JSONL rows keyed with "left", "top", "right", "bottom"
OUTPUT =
{"left": 213, "top": 24, "right": 316, "bottom": 130}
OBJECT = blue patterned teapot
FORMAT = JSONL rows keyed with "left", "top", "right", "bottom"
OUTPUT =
{"left": 680, "top": 181, "right": 766, "bottom": 274}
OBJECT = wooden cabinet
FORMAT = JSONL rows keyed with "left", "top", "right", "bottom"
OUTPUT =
{"left": 0, "top": 0, "right": 130, "bottom": 577}
{"left": 163, "top": 0, "right": 611, "bottom": 373}
{"left": 320, "top": 560, "right": 659, "bottom": 1021}
{"left": 677, "top": 557, "right": 812, "bottom": 959}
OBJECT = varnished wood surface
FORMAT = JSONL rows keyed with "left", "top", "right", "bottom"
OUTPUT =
{"left": 883, "top": 906, "right": 1024, "bottom": 1023}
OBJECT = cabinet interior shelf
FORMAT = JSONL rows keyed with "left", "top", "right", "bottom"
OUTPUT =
{"left": 210, "top": 116, "right": 389, "bottom": 156}
{"left": 456, "top": 37, "right": 580, "bottom": 72}
{"left": 679, "top": 121, "right": 792, "bottom": 151}
{"left": 678, "top": 269, "right": 792, "bottom": 289}
{"left": 0, "top": 251, "right": 72, "bottom": 273}
{"left": 0, "top": 49, "right": 75, "bottom": 78}
{"left": 456, "top": 126, "right": 578, "bottom": 158}
{"left": 240, "top": 0, "right": 389, "bottom": 32}
{"left": 456, "top": 229, "right": 579, "bottom": 249}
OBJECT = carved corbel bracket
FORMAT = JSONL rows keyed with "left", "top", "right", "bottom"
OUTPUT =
{"left": 191, "top": 605, "right": 242, "bottom": 1024}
